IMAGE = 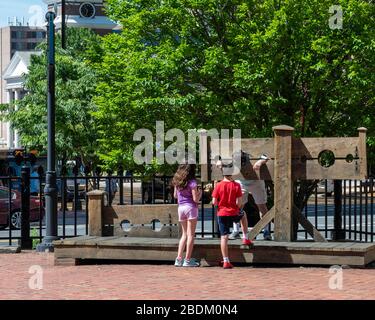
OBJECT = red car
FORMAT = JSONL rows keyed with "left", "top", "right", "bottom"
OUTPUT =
{"left": 0, "top": 186, "right": 45, "bottom": 230}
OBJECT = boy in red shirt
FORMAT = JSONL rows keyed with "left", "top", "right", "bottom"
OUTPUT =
{"left": 212, "top": 171, "right": 253, "bottom": 269}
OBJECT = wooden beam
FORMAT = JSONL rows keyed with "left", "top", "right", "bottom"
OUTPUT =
{"left": 199, "top": 129, "right": 209, "bottom": 182}
{"left": 358, "top": 127, "right": 368, "bottom": 179}
{"left": 273, "top": 125, "right": 294, "bottom": 241}
{"left": 248, "top": 207, "right": 275, "bottom": 241}
{"left": 293, "top": 205, "right": 327, "bottom": 242}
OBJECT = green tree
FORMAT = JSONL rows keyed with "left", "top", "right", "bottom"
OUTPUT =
{"left": 0, "top": 28, "right": 102, "bottom": 169}
{"left": 95, "top": 0, "right": 374, "bottom": 173}
{"left": 94, "top": 0, "right": 374, "bottom": 234}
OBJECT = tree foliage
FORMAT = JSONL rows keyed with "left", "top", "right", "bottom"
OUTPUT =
{"left": 0, "top": 28, "right": 102, "bottom": 167}
{"left": 94, "top": 0, "right": 374, "bottom": 174}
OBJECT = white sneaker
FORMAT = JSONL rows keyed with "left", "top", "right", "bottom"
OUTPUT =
{"left": 183, "top": 258, "right": 200, "bottom": 267}
{"left": 174, "top": 258, "right": 183, "bottom": 267}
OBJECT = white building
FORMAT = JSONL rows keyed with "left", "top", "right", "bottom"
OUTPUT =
{"left": 2, "top": 51, "right": 42, "bottom": 149}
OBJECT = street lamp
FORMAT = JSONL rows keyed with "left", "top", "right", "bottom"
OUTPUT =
{"left": 36, "top": 10, "right": 59, "bottom": 252}
{"left": 61, "top": 0, "right": 66, "bottom": 49}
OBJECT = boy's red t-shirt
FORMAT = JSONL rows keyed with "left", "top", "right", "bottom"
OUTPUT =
{"left": 212, "top": 180, "right": 243, "bottom": 216}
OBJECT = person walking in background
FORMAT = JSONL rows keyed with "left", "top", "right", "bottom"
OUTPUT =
{"left": 172, "top": 164, "right": 202, "bottom": 267}
{"left": 105, "top": 177, "right": 118, "bottom": 205}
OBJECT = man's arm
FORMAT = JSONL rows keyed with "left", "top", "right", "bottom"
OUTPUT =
{"left": 253, "top": 154, "right": 271, "bottom": 171}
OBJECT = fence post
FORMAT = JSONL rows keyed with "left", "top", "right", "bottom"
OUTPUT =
{"left": 333, "top": 180, "right": 345, "bottom": 240}
{"left": 72, "top": 165, "right": 82, "bottom": 211}
{"left": 273, "top": 125, "right": 295, "bottom": 242}
{"left": 88, "top": 190, "right": 105, "bottom": 236}
{"left": 118, "top": 165, "right": 124, "bottom": 205}
{"left": 21, "top": 166, "right": 32, "bottom": 249}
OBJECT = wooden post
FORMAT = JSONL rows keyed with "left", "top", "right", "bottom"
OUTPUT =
{"left": 273, "top": 125, "right": 294, "bottom": 241}
{"left": 358, "top": 127, "right": 368, "bottom": 179}
{"left": 88, "top": 190, "right": 106, "bottom": 236}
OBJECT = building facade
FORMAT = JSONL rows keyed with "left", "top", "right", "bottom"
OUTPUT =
{"left": 0, "top": 1, "right": 117, "bottom": 149}
{"left": 0, "top": 26, "right": 46, "bottom": 105}
{"left": 0, "top": 26, "right": 46, "bottom": 149}
{"left": 2, "top": 51, "right": 42, "bottom": 149}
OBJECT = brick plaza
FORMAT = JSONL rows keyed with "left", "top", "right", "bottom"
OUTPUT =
{"left": 1, "top": 251, "right": 375, "bottom": 300}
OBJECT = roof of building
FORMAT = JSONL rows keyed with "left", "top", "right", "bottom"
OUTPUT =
{"left": 3, "top": 51, "right": 42, "bottom": 80}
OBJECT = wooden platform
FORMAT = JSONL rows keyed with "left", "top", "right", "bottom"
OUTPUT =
{"left": 53, "top": 236, "right": 375, "bottom": 267}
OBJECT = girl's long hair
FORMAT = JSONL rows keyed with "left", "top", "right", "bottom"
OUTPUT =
{"left": 172, "top": 164, "right": 196, "bottom": 190}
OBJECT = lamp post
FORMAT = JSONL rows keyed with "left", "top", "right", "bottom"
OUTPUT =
{"left": 36, "top": 10, "right": 59, "bottom": 252}
{"left": 61, "top": 0, "right": 66, "bottom": 49}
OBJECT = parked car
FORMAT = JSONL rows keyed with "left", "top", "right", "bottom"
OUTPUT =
{"left": 0, "top": 186, "right": 45, "bottom": 230}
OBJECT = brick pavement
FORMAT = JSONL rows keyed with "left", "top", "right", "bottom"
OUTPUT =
{"left": 0, "top": 251, "right": 375, "bottom": 300}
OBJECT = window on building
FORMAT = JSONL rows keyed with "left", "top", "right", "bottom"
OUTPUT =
{"left": 36, "top": 31, "right": 45, "bottom": 39}
{"left": 27, "top": 43, "right": 37, "bottom": 50}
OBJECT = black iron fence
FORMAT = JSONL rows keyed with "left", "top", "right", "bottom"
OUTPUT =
{"left": 0, "top": 168, "right": 373, "bottom": 246}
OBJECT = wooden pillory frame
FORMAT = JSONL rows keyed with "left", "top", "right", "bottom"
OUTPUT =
{"left": 54, "top": 125, "right": 375, "bottom": 267}
{"left": 199, "top": 125, "right": 368, "bottom": 242}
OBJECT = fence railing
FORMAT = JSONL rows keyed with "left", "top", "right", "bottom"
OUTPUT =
{"left": 0, "top": 169, "right": 373, "bottom": 246}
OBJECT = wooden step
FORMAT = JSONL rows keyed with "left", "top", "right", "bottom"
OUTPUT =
{"left": 53, "top": 236, "right": 375, "bottom": 267}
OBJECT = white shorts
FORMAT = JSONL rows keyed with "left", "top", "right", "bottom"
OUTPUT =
{"left": 235, "top": 180, "right": 267, "bottom": 205}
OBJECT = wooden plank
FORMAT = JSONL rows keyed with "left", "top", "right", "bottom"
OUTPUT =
{"left": 54, "top": 236, "right": 99, "bottom": 245}
{"left": 364, "top": 247, "right": 375, "bottom": 265}
{"left": 210, "top": 138, "right": 274, "bottom": 181}
{"left": 273, "top": 126, "right": 294, "bottom": 241}
{"left": 292, "top": 137, "right": 360, "bottom": 159}
{"left": 53, "top": 238, "right": 375, "bottom": 267}
{"left": 54, "top": 256, "right": 80, "bottom": 266}
{"left": 358, "top": 128, "right": 368, "bottom": 179}
{"left": 211, "top": 138, "right": 274, "bottom": 160}
{"left": 199, "top": 130, "right": 209, "bottom": 182}
{"left": 248, "top": 207, "right": 275, "bottom": 241}
{"left": 112, "top": 204, "right": 179, "bottom": 225}
{"left": 292, "top": 160, "right": 365, "bottom": 180}
{"left": 111, "top": 204, "right": 179, "bottom": 238}
{"left": 291, "top": 136, "right": 366, "bottom": 180}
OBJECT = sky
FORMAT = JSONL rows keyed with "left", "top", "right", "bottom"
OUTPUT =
{"left": 0, "top": 0, "right": 46, "bottom": 28}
